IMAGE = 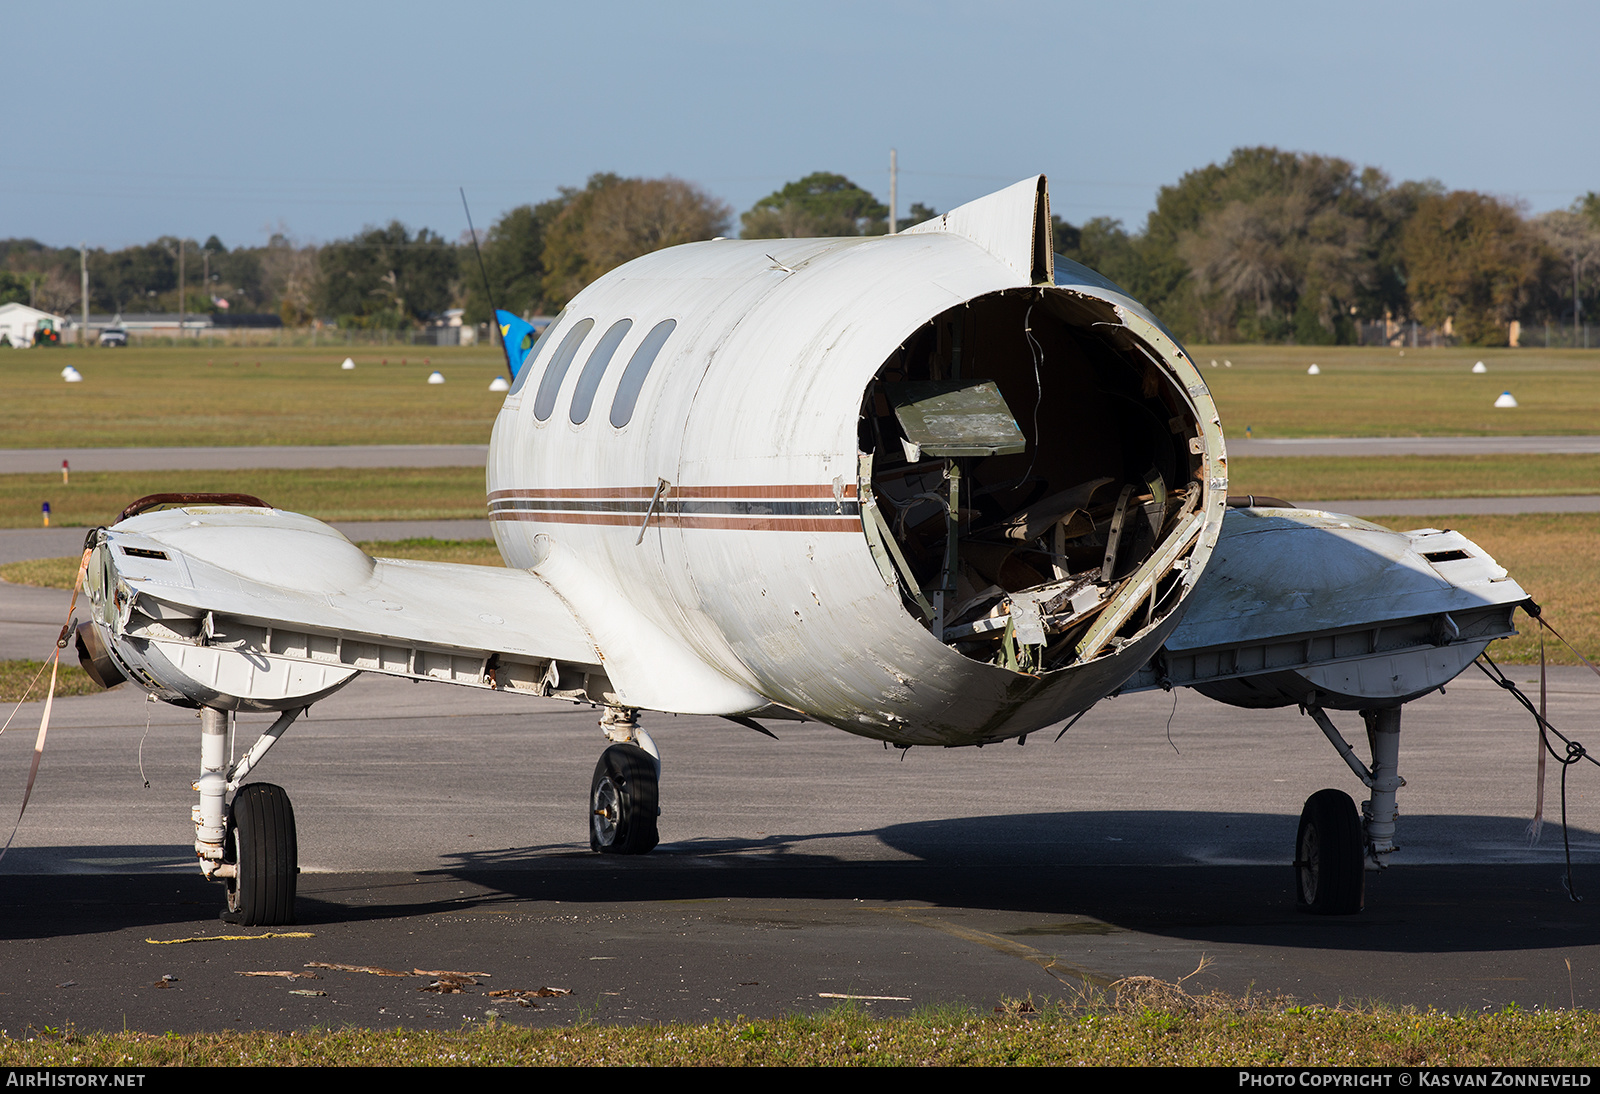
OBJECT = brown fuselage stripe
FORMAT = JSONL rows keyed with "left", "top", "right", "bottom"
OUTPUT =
{"left": 490, "top": 511, "right": 862, "bottom": 533}
{"left": 488, "top": 484, "right": 858, "bottom": 501}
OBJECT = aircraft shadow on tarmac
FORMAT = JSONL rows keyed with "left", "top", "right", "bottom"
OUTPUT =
{"left": 7, "top": 811, "right": 1594, "bottom": 950}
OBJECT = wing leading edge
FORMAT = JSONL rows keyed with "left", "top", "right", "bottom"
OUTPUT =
{"left": 85, "top": 505, "right": 765, "bottom": 716}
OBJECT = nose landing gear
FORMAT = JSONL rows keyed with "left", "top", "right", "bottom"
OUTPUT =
{"left": 221, "top": 782, "right": 298, "bottom": 925}
{"left": 1296, "top": 702, "right": 1408, "bottom": 915}
{"left": 1295, "top": 787, "right": 1365, "bottom": 915}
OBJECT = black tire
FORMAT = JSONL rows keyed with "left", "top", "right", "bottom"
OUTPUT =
{"left": 1295, "top": 788, "right": 1365, "bottom": 915}
{"left": 221, "top": 783, "right": 298, "bottom": 925}
{"left": 589, "top": 744, "right": 659, "bottom": 855}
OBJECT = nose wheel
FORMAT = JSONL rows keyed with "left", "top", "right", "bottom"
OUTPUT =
{"left": 590, "top": 743, "right": 659, "bottom": 854}
{"left": 221, "top": 782, "right": 299, "bottom": 925}
{"left": 1295, "top": 788, "right": 1365, "bottom": 915}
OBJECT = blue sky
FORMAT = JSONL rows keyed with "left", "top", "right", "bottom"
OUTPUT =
{"left": 8, "top": 1, "right": 1597, "bottom": 250}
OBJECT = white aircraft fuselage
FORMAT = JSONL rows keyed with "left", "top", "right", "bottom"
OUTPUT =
{"left": 71, "top": 176, "right": 1530, "bottom": 922}
{"left": 483, "top": 177, "right": 1227, "bottom": 745}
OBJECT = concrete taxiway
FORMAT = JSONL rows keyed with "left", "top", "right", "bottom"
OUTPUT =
{"left": 0, "top": 653, "right": 1595, "bottom": 1031}
{"left": 4, "top": 436, "right": 1600, "bottom": 475}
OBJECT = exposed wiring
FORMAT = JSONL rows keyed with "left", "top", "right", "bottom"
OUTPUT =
{"left": 1475, "top": 651, "right": 1594, "bottom": 902}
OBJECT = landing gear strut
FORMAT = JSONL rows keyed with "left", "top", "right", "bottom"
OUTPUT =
{"left": 1296, "top": 701, "right": 1408, "bottom": 915}
{"left": 195, "top": 706, "right": 303, "bottom": 925}
{"left": 590, "top": 707, "right": 660, "bottom": 854}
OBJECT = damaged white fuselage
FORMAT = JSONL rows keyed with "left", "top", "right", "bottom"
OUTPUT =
{"left": 84, "top": 177, "right": 1231, "bottom": 749}
{"left": 77, "top": 175, "right": 1536, "bottom": 921}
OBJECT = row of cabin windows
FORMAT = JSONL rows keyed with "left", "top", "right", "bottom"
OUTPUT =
{"left": 507, "top": 311, "right": 677, "bottom": 429}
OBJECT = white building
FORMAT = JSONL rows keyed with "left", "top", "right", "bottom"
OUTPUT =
{"left": 0, "top": 303, "right": 65, "bottom": 348}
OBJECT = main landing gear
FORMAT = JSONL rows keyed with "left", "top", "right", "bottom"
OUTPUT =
{"left": 590, "top": 707, "right": 660, "bottom": 854}
{"left": 190, "top": 702, "right": 665, "bottom": 922}
{"left": 194, "top": 706, "right": 303, "bottom": 926}
{"left": 1295, "top": 703, "right": 1406, "bottom": 916}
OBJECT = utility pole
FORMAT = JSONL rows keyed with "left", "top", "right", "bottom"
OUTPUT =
{"left": 888, "top": 148, "right": 898, "bottom": 235}
{"left": 80, "top": 243, "right": 89, "bottom": 347}
{"left": 1576, "top": 255, "right": 1583, "bottom": 349}
{"left": 178, "top": 239, "right": 186, "bottom": 342}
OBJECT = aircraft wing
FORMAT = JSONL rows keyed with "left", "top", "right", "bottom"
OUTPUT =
{"left": 1121, "top": 504, "right": 1530, "bottom": 709}
{"left": 85, "top": 505, "right": 609, "bottom": 712}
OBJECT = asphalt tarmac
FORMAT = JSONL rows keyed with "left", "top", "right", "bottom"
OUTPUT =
{"left": 1, "top": 485, "right": 1598, "bottom": 1032}
{"left": 1, "top": 642, "right": 1596, "bottom": 1032}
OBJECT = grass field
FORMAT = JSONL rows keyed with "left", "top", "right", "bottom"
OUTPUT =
{"left": 1227, "top": 454, "right": 1600, "bottom": 501}
{"left": 0, "top": 467, "right": 487, "bottom": 528}
{"left": 1, "top": 344, "right": 507, "bottom": 448}
{"left": 2, "top": 998, "right": 1598, "bottom": 1066}
{"left": 1198, "top": 344, "right": 1600, "bottom": 437}
{"left": 3, "top": 344, "right": 1599, "bottom": 449}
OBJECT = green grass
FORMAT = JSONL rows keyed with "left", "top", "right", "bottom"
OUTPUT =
{"left": 4, "top": 344, "right": 1599, "bottom": 450}
{"left": 2, "top": 1000, "right": 1599, "bottom": 1066}
{"left": 1, "top": 344, "right": 506, "bottom": 448}
{"left": 0, "top": 659, "right": 101, "bottom": 704}
{"left": 0, "top": 467, "right": 486, "bottom": 529}
{"left": 1229, "top": 453, "right": 1600, "bottom": 501}
{"left": 1197, "top": 344, "right": 1600, "bottom": 437}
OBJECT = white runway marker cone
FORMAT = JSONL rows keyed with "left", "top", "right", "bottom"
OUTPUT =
{"left": 427, "top": 371, "right": 446, "bottom": 384}
{"left": 1494, "top": 391, "right": 1518, "bottom": 408}
{"left": 1307, "top": 364, "right": 1320, "bottom": 375}
{"left": 488, "top": 376, "right": 510, "bottom": 392}
{"left": 341, "top": 357, "right": 356, "bottom": 370}
{"left": 1472, "top": 361, "right": 1487, "bottom": 373}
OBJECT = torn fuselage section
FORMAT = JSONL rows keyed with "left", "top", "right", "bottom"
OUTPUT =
{"left": 857, "top": 286, "right": 1221, "bottom": 677}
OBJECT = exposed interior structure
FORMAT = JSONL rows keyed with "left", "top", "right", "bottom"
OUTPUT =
{"left": 857, "top": 287, "right": 1207, "bottom": 674}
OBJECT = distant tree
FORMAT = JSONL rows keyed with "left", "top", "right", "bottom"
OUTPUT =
{"left": 259, "top": 234, "right": 318, "bottom": 326}
{"left": 1051, "top": 214, "right": 1080, "bottom": 255}
{"left": 0, "top": 272, "right": 28, "bottom": 307}
{"left": 541, "top": 175, "right": 730, "bottom": 308}
{"left": 1579, "top": 192, "right": 1600, "bottom": 231}
{"left": 1536, "top": 208, "right": 1600, "bottom": 334}
{"left": 461, "top": 200, "right": 563, "bottom": 323}
{"left": 32, "top": 267, "right": 80, "bottom": 315}
{"left": 1061, "top": 217, "right": 1143, "bottom": 292}
{"left": 1157, "top": 150, "right": 1395, "bottom": 343}
{"left": 898, "top": 202, "right": 938, "bottom": 232}
{"left": 91, "top": 242, "right": 176, "bottom": 311}
{"left": 214, "top": 248, "right": 265, "bottom": 307}
{"left": 315, "top": 222, "right": 457, "bottom": 327}
{"left": 740, "top": 172, "right": 887, "bottom": 238}
{"left": 1402, "top": 191, "right": 1547, "bottom": 346}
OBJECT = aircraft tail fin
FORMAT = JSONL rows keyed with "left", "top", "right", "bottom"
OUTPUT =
{"left": 496, "top": 310, "right": 541, "bottom": 379}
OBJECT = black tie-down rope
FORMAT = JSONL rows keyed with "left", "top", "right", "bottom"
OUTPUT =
{"left": 1475, "top": 606, "right": 1598, "bottom": 902}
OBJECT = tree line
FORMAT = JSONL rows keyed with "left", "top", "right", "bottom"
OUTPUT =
{"left": 3, "top": 150, "right": 1595, "bottom": 347}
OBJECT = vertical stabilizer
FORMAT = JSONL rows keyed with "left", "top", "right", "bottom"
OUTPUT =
{"left": 497, "top": 310, "right": 541, "bottom": 379}
{"left": 902, "top": 175, "right": 1054, "bottom": 284}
